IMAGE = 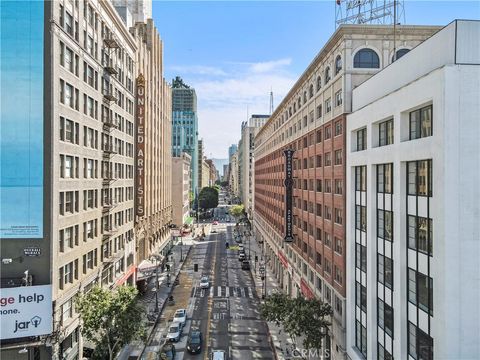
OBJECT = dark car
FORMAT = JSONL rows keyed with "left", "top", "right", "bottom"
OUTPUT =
{"left": 186, "top": 329, "right": 203, "bottom": 354}
{"left": 241, "top": 261, "right": 250, "bottom": 270}
{"left": 159, "top": 343, "right": 176, "bottom": 359}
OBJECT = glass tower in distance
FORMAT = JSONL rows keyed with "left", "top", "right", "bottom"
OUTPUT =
{"left": 172, "top": 76, "right": 198, "bottom": 194}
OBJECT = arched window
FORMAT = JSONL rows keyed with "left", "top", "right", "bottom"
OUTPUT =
{"left": 298, "top": 97, "right": 302, "bottom": 108}
{"left": 309, "top": 84, "right": 314, "bottom": 98}
{"left": 392, "top": 48, "right": 410, "bottom": 62}
{"left": 293, "top": 103, "right": 296, "bottom": 112}
{"left": 354, "top": 48, "right": 380, "bottom": 68}
{"left": 325, "top": 67, "right": 331, "bottom": 84}
{"left": 303, "top": 91, "right": 307, "bottom": 103}
{"left": 289, "top": 107, "right": 292, "bottom": 116}
{"left": 317, "top": 76, "right": 322, "bottom": 91}
{"left": 335, "top": 55, "right": 342, "bottom": 75}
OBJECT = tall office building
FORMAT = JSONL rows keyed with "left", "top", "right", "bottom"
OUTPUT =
{"left": 130, "top": 19, "right": 173, "bottom": 282}
{"left": 1, "top": 1, "right": 137, "bottom": 358}
{"left": 228, "top": 143, "right": 238, "bottom": 158}
{"left": 172, "top": 152, "right": 191, "bottom": 227}
{"left": 172, "top": 77, "right": 198, "bottom": 194}
{"left": 254, "top": 24, "right": 439, "bottom": 358}
{"left": 239, "top": 115, "right": 269, "bottom": 218}
{"left": 346, "top": 20, "right": 479, "bottom": 360}
{"left": 111, "top": 0, "right": 152, "bottom": 25}
{"left": 197, "top": 139, "right": 204, "bottom": 190}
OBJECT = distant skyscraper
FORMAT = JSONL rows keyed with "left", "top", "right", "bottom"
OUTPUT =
{"left": 111, "top": 0, "right": 152, "bottom": 24}
{"left": 228, "top": 144, "right": 238, "bottom": 158}
{"left": 172, "top": 77, "right": 199, "bottom": 194}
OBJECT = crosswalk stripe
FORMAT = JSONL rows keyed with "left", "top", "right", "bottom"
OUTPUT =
{"left": 210, "top": 286, "right": 214, "bottom": 297}
{"left": 217, "top": 286, "right": 222, "bottom": 297}
{"left": 192, "top": 286, "right": 257, "bottom": 298}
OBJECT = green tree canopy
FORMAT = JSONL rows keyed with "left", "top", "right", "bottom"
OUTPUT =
{"left": 76, "top": 286, "right": 146, "bottom": 360}
{"left": 229, "top": 204, "right": 245, "bottom": 219}
{"left": 199, "top": 186, "right": 219, "bottom": 209}
{"left": 261, "top": 292, "right": 333, "bottom": 351}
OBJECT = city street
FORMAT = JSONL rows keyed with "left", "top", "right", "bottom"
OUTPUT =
{"left": 145, "top": 194, "right": 275, "bottom": 359}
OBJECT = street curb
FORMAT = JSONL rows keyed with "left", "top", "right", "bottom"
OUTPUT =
{"left": 138, "top": 244, "right": 193, "bottom": 359}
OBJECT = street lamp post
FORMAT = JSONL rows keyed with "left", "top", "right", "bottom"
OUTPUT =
{"left": 150, "top": 255, "right": 160, "bottom": 313}
{"left": 320, "top": 324, "right": 331, "bottom": 359}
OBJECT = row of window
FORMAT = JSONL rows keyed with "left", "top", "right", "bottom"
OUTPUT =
{"left": 355, "top": 105, "right": 432, "bottom": 152}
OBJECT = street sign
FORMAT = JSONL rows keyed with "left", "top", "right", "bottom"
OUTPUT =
{"left": 23, "top": 246, "right": 41, "bottom": 257}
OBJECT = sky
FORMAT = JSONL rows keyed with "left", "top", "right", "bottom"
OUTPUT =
{"left": 152, "top": 1, "right": 480, "bottom": 158}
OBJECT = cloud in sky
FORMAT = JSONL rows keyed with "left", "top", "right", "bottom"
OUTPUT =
{"left": 168, "top": 58, "right": 296, "bottom": 158}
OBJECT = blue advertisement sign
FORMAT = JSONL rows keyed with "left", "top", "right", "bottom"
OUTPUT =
{"left": 0, "top": 1, "right": 44, "bottom": 238}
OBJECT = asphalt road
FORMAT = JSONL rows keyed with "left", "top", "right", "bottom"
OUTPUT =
{"left": 180, "top": 192, "right": 274, "bottom": 360}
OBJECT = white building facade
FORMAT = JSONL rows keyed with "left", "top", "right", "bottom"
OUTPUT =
{"left": 346, "top": 20, "right": 480, "bottom": 360}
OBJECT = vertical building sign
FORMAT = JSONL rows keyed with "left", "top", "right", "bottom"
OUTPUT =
{"left": 1, "top": 1, "right": 44, "bottom": 238}
{"left": 135, "top": 74, "right": 145, "bottom": 221}
{"left": 284, "top": 149, "right": 295, "bottom": 242}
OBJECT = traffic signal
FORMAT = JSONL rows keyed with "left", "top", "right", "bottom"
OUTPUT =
{"left": 194, "top": 263, "right": 198, "bottom": 272}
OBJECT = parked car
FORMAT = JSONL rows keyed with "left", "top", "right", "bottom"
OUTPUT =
{"left": 141, "top": 351, "right": 158, "bottom": 360}
{"left": 238, "top": 244, "right": 244, "bottom": 252}
{"left": 241, "top": 261, "right": 251, "bottom": 270}
{"left": 186, "top": 329, "right": 203, "bottom": 354}
{"left": 159, "top": 343, "right": 176, "bottom": 360}
{"left": 211, "top": 350, "right": 226, "bottom": 360}
{"left": 212, "top": 220, "right": 219, "bottom": 225}
{"left": 238, "top": 253, "right": 246, "bottom": 261}
{"left": 173, "top": 309, "right": 187, "bottom": 328}
{"left": 200, "top": 276, "right": 210, "bottom": 289}
{"left": 166, "top": 322, "right": 182, "bottom": 342}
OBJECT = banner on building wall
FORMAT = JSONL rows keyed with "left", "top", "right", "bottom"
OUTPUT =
{"left": 0, "top": 1, "right": 44, "bottom": 239}
{"left": 135, "top": 74, "right": 145, "bottom": 222}
{"left": 0, "top": 285, "right": 52, "bottom": 340}
{"left": 283, "top": 149, "right": 295, "bottom": 242}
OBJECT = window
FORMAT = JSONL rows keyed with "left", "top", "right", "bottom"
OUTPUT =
{"left": 377, "top": 209, "right": 393, "bottom": 241}
{"left": 335, "top": 55, "right": 342, "bottom": 74}
{"left": 409, "top": 105, "right": 432, "bottom": 140}
{"left": 325, "top": 98, "right": 332, "bottom": 113}
{"left": 356, "top": 244, "right": 367, "bottom": 272}
{"left": 65, "top": 11, "right": 73, "bottom": 36}
{"left": 316, "top": 76, "right": 322, "bottom": 91}
{"left": 407, "top": 160, "right": 432, "bottom": 196}
{"left": 378, "top": 254, "right": 393, "bottom": 289}
{"left": 334, "top": 208, "right": 343, "bottom": 225}
{"left": 316, "top": 155, "right": 322, "bottom": 167}
{"left": 324, "top": 206, "right": 331, "bottom": 221}
{"left": 409, "top": 322, "right": 433, "bottom": 360}
{"left": 335, "top": 90, "right": 343, "bottom": 107}
{"left": 334, "top": 179, "right": 342, "bottom": 195}
{"left": 324, "top": 126, "right": 331, "bottom": 139}
{"left": 356, "top": 128, "right": 367, "bottom": 151}
{"left": 378, "top": 344, "right": 393, "bottom": 360}
{"left": 324, "top": 153, "right": 331, "bottom": 166}
{"left": 356, "top": 282, "right": 367, "bottom": 312}
{"left": 356, "top": 320, "right": 367, "bottom": 358}
{"left": 408, "top": 269, "right": 433, "bottom": 315}
{"left": 309, "top": 84, "right": 314, "bottom": 98}
{"left": 379, "top": 118, "right": 394, "bottom": 146}
{"left": 392, "top": 48, "right": 410, "bottom": 62}
{"left": 355, "top": 166, "right": 367, "bottom": 191}
{"left": 377, "top": 163, "right": 393, "bottom": 194}
{"left": 334, "top": 150, "right": 342, "bottom": 165}
{"left": 316, "top": 129, "right": 322, "bottom": 142}
{"left": 354, "top": 48, "right": 380, "bottom": 68}
{"left": 334, "top": 266, "right": 343, "bottom": 284}
{"left": 334, "top": 237, "right": 343, "bottom": 254}
{"left": 316, "top": 105, "right": 322, "bottom": 119}
{"left": 324, "top": 67, "right": 331, "bottom": 83}
{"left": 356, "top": 205, "right": 367, "bottom": 232}
{"left": 316, "top": 180, "right": 322, "bottom": 192}
{"left": 408, "top": 215, "right": 433, "bottom": 255}
{"left": 62, "top": 298, "right": 73, "bottom": 322}
{"left": 378, "top": 299, "right": 393, "bottom": 336}
{"left": 335, "top": 120, "right": 342, "bottom": 136}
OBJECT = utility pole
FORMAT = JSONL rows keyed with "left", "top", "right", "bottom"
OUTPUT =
{"left": 393, "top": 0, "right": 397, "bottom": 62}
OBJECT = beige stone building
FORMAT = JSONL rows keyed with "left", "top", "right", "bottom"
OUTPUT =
{"left": 172, "top": 152, "right": 191, "bottom": 227}
{"left": 201, "top": 158, "right": 211, "bottom": 189}
{"left": 130, "top": 19, "right": 173, "bottom": 277}
{"left": 229, "top": 151, "right": 240, "bottom": 197}
{"left": 0, "top": 1, "right": 140, "bottom": 359}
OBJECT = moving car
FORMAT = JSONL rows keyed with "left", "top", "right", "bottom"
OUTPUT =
{"left": 166, "top": 322, "right": 182, "bottom": 342}
{"left": 200, "top": 276, "right": 210, "bottom": 289}
{"left": 213, "top": 221, "right": 219, "bottom": 225}
{"left": 241, "top": 260, "right": 250, "bottom": 270}
{"left": 211, "top": 350, "right": 226, "bottom": 360}
{"left": 238, "top": 253, "right": 246, "bottom": 261}
{"left": 159, "top": 343, "right": 176, "bottom": 360}
{"left": 186, "top": 329, "right": 203, "bottom": 354}
{"left": 238, "top": 244, "right": 244, "bottom": 252}
{"left": 173, "top": 309, "right": 187, "bottom": 328}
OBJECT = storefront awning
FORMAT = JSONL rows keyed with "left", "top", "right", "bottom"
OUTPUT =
{"left": 136, "top": 259, "right": 162, "bottom": 281}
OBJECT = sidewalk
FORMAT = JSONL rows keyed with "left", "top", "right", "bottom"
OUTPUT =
{"left": 117, "top": 234, "right": 194, "bottom": 360}
{"left": 248, "top": 237, "right": 297, "bottom": 360}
